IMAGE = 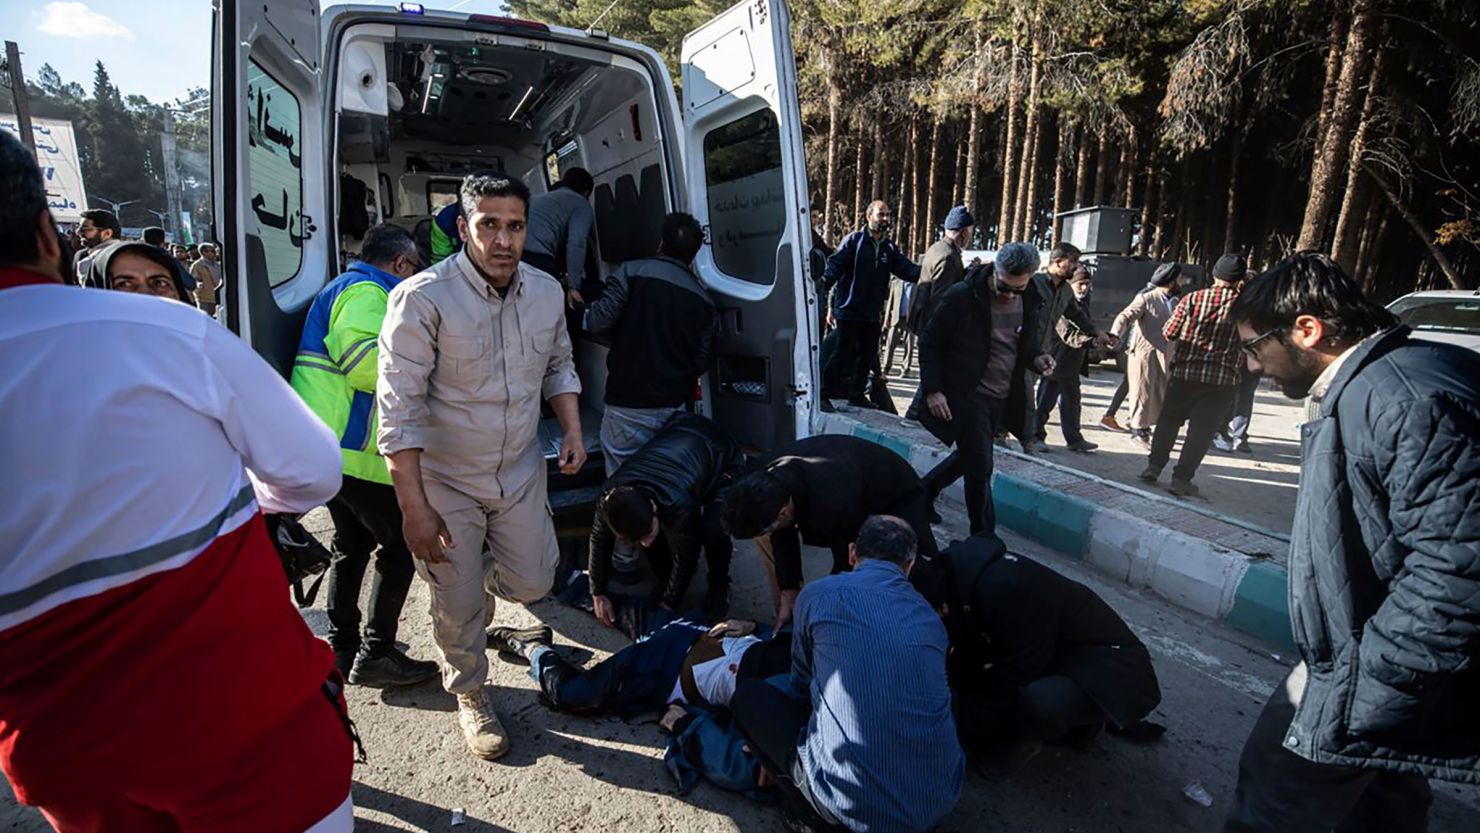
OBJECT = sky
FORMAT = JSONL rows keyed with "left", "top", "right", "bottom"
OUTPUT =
{"left": 0, "top": 0, "right": 510, "bottom": 105}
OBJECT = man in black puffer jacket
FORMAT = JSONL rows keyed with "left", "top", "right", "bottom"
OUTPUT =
{"left": 587, "top": 414, "right": 746, "bottom": 626}
{"left": 1224, "top": 253, "right": 1480, "bottom": 832}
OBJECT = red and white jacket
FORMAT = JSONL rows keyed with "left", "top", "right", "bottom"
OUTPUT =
{"left": 0, "top": 278, "right": 343, "bottom": 809}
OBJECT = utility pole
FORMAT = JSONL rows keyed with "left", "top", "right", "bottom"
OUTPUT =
{"left": 4, "top": 41, "right": 35, "bottom": 157}
{"left": 161, "top": 108, "right": 184, "bottom": 243}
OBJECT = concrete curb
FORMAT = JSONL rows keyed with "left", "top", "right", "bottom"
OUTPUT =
{"left": 818, "top": 411, "right": 1295, "bottom": 650}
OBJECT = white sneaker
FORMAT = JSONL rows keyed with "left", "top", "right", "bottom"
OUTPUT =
{"left": 1212, "top": 434, "right": 1234, "bottom": 453}
{"left": 456, "top": 688, "right": 510, "bottom": 761}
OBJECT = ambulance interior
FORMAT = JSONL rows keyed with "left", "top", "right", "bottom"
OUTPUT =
{"left": 333, "top": 26, "right": 676, "bottom": 513}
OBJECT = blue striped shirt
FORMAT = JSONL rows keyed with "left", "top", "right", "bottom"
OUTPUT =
{"left": 791, "top": 560, "right": 965, "bottom": 833}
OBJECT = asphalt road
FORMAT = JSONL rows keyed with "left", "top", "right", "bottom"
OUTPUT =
{"left": 5, "top": 501, "right": 1477, "bottom": 832}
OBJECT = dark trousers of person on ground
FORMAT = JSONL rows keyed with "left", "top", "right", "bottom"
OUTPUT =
{"left": 922, "top": 393, "right": 1006, "bottom": 534}
{"left": 324, "top": 476, "right": 416, "bottom": 659}
{"left": 1223, "top": 665, "right": 1432, "bottom": 833}
{"left": 958, "top": 675, "right": 1106, "bottom": 754}
{"left": 1147, "top": 380, "right": 1236, "bottom": 482}
{"left": 732, "top": 678, "right": 849, "bottom": 833}
{"left": 823, "top": 319, "right": 884, "bottom": 402}
{"left": 1035, "top": 375, "right": 1086, "bottom": 446}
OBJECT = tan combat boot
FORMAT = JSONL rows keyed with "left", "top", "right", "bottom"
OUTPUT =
{"left": 456, "top": 687, "right": 510, "bottom": 761}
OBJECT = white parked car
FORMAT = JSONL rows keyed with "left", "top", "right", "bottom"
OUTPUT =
{"left": 1386, "top": 290, "right": 1480, "bottom": 353}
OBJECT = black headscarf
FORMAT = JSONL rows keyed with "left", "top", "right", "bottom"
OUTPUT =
{"left": 85, "top": 241, "right": 193, "bottom": 303}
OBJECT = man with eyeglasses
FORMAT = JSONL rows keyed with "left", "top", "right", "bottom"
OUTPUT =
{"left": 917, "top": 242, "right": 1056, "bottom": 532}
{"left": 1138, "top": 253, "right": 1246, "bottom": 498}
{"left": 1222, "top": 252, "right": 1479, "bottom": 833}
{"left": 291, "top": 223, "right": 439, "bottom": 689}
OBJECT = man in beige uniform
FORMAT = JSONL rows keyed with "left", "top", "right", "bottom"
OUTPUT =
{"left": 377, "top": 173, "right": 586, "bottom": 761}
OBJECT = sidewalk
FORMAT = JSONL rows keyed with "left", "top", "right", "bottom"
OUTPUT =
{"left": 822, "top": 372, "right": 1297, "bottom": 649}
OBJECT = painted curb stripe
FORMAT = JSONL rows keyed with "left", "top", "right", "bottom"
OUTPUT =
{"left": 820, "top": 411, "right": 1294, "bottom": 648}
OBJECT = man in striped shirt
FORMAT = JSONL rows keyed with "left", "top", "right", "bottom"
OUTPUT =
{"left": 731, "top": 516, "right": 964, "bottom": 833}
{"left": 1139, "top": 254, "right": 1246, "bottom": 498}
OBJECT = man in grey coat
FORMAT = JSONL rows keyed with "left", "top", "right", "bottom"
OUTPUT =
{"left": 903, "top": 206, "right": 975, "bottom": 422}
{"left": 523, "top": 167, "right": 596, "bottom": 308}
{"left": 1224, "top": 253, "right": 1480, "bottom": 832}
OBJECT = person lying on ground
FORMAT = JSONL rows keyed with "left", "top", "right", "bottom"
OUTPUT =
{"left": 487, "top": 617, "right": 791, "bottom": 719}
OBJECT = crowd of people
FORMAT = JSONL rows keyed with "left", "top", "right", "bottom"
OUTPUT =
{"left": 2, "top": 124, "right": 1477, "bottom": 833}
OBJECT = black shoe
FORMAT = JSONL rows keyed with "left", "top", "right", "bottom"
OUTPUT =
{"left": 1061, "top": 720, "right": 1107, "bottom": 748}
{"left": 348, "top": 646, "right": 440, "bottom": 688}
{"left": 1067, "top": 440, "right": 1099, "bottom": 453}
{"left": 819, "top": 399, "right": 836, "bottom": 413}
{"left": 846, "top": 396, "right": 872, "bottom": 409}
{"left": 1236, "top": 440, "right": 1253, "bottom": 454}
{"left": 1168, "top": 478, "right": 1202, "bottom": 499}
{"left": 333, "top": 649, "right": 356, "bottom": 680}
{"left": 926, "top": 499, "right": 943, "bottom": 525}
{"left": 486, "top": 624, "right": 553, "bottom": 658}
{"left": 701, "top": 585, "right": 731, "bottom": 621}
{"left": 1137, "top": 466, "right": 1161, "bottom": 483}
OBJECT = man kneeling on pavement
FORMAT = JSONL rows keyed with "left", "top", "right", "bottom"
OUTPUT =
{"left": 912, "top": 533, "right": 1163, "bottom": 775}
{"left": 586, "top": 413, "right": 747, "bottom": 625}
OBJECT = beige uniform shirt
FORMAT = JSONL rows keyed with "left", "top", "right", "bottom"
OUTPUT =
{"left": 376, "top": 250, "right": 581, "bottom": 501}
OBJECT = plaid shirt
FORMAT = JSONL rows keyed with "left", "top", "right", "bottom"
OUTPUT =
{"left": 1163, "top": 286, "right": 1241, "bottom": 386}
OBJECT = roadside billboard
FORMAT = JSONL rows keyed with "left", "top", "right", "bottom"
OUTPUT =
{"left": 0, "top": 115, "right": 88, "bottom": 223}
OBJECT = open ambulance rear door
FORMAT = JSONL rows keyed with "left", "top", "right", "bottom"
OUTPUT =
{"left": 681, "top": 0, "right": 818, "bottom": 450}
{"left": 212, "top": 0, "right": 330, "bottom": 375}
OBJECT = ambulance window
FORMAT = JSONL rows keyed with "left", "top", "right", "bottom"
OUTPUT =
{"left": 246, "top": 59, "right": 305, "bottom": 288}
{"left": 702, "top": 107, "right": 783, "bottom": 287}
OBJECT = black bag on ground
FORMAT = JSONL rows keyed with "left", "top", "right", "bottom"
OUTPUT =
{"left": 265, "top": 514, "right": 333, "bottom": 607}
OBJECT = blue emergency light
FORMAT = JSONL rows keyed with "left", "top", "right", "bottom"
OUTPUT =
{"left": 398, "top": 2, "right": 425, "bottom": 14}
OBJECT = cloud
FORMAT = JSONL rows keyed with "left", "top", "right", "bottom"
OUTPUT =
{"left": 36, "top": 2, "right": 134, "bottom": 41}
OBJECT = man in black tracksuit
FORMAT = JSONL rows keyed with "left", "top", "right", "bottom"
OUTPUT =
{"left": 585, "top": 212, "right": 717, "bottom": 478}
{"left": 720, "top": 434, "right": 937, "bottom": 627}
{"left": 911, "top": 534, "right": 1162, "bottom": 771}
{"left": 1224, "top": 253, "right": 1480, "bottom": 832}
{"left": 586, "top": 414, "right": 747, "bottom": 625}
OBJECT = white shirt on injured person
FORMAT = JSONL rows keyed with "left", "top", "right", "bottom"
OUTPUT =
{"left": 668, "top": 634, "right": 763, "bottom": 707}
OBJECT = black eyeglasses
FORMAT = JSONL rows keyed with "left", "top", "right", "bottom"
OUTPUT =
{"left": 1240, "top": 328, "right": 1283, "bottom": 357}
{"left": 994, "top": 278, "right": 1027, "bottom": 296}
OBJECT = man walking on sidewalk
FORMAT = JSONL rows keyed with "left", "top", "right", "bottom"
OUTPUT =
{"left": 1223, "top": 252, "right": 1480, "bottom": 832}
{"left": 1139, "top": 253, "right": 1245, "bottom": 497}
{"left": 822, "top": 200, "right": 920, "bottom": 408}
{"left": 917, "top": 243, "right": 1054, "bottom": 532}
{"left": 1109, "top": 263, "right": 1181, "bottom": 448}
{"left": 292, "top": 224, "right": 440, "bottom": 688}
{"left": 1026, "top": 243, "right": 1115, "bottom": 453}
{"left": 378, "top": 174, "right": 586, "bottom": 762}
{"left": 903, "top": 205, "right": 975, "bottom": 422}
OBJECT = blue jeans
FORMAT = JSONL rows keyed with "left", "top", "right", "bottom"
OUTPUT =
{"left": 1035, "top": 375, "right": 1085, "bottom": 446}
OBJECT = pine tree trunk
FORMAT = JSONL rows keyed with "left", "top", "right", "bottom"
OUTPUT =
{"left": 1359, "top": 207, "right": 1390, "bottom": 293}
{"left": 1017, "top": 109, "right": 1042, "bottom": 242}
{"left": 1223, "top": 129, "right": 1242, "bottom": 255}
{"left": 1314, "top": 10, "right": 1350, "bottom": 158}
{"left": 870, "top": 118, "right": 886, "bottom": 200}
{"left": 1012, "top": 39, "right": 1042, "bottom": 240}
{"left": 1353, "top": 197, "right": 1381, "bottom": 288}
{"left": 1332, "top": 52, "right": 1385, "bottom": 272}
{"left": 1169, "top": 159, "right": 1190, "bottom": 260}
{"left": 951, "top": 133, "right": 967, "bottom": 206}
{"left": 1092, "top": 132, "right": 1112, "bottom": 206}
{"left": 1139, "top": 165, "right": 1157, "bottom": 256}
{"left": 964, "top": 107, "right": 982, "bottom": 213}
{"left": 923, "top": 116, "right": 942, "bottom": 252}
{"left": 1298, "top": 0, "right": 1376, "bottom": 251}
{"left": 998, "top": 42, "right": 1023, "bottom": 245}
{"left": 898, "top": 113, "right": 918, "bottom": 253}
{"left": 1366, "top": 165, "right": 1468, "bottom": 290}
{"left": 1052, "top": 117, "right": 1070, "bottom": 241}
{"left": 1073, "top": 125, "right": 1091, "bottom": 209}
{"left": 823, "top": 80, "right": 841, "bottom": 237}
{"left": 1151, "top": 170, "right": 1168, "bottom": 259}
{"left": 852, "top": 130, "right": 866, "bottom": 226}
{"left": 1120, "top": 125, "right": 1137, "bottom": 208}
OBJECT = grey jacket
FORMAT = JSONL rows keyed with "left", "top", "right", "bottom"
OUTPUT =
{"left": 524, "top": 187, "right": 596, "bottom": 287}
{"left": 1284, "top": 326, "right": 1480, "bottom": 784}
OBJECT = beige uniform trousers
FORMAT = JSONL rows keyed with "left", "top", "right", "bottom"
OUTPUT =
{"left": 416, "top": 466, "right": 559, "bottom": 694}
